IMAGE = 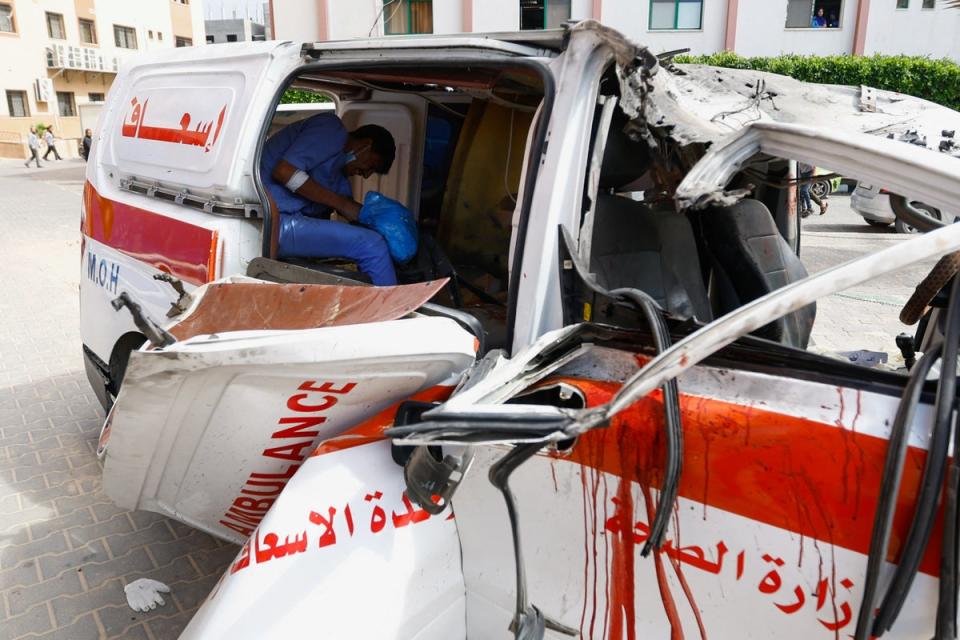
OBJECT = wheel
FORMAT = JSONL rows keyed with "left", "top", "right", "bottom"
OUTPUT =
{"left": 865, "top": 219, "right": 893, "bottom": 228}
{"left": 901, "top": 251, "right": 960, "bottom": 324}
{"left": 811, "top": 180, "right": 831, "bottom": 199}
{"left": 895, "top": 203, "right": 941, "bottom": 234}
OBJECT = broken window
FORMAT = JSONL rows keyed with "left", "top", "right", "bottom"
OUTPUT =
{"left": 649, "top": 0, "right": 704, "bottom": 30}
{"left": 786, "top": 0, "right": 842, "bottom": 27}
{"left": 520, "top": 0, "right": 572, "bottom": 30}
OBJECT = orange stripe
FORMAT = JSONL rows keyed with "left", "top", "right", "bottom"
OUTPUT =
{"left": 310, "top": 385, "right": 455, "bottom": 457}
{"left": 553, "top": 377, "right": 942, "bottom": 576}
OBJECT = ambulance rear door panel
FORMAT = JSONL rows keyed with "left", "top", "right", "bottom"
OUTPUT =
{"left": 81, "top": 42, "right": 304, "bottom": 368}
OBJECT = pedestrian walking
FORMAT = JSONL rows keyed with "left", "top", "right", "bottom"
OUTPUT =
{"left": 42, "top": 126, "right": 62, "bottom": 161}
{"left": 798, "top": 162, "right": 828, "bottom": 218}
{"left": 24, "top": 127, "right": 42, "bottom": 168}
{"left": 81, "top": 129, "right": 93, "bottom": 161}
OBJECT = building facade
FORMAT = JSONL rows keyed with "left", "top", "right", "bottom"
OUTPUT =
{"left": 0, "top": 0, "right": 206, "bottom": 159}
{"left": 204, "top": 18, "right": 265, "bottom": 44}
{"left": 269, "top": 0, "right": 960, "bottom": 61}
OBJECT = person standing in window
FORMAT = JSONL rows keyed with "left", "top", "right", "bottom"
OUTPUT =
{"left": 24, "top": 127, "right": 41, "bottom": 168}
{"left": 42, "top": 126, "right": 62, "bottom": 161}
{"left": 828, "top": 12, "right": 839, "bottom": 27}
{"left": 811, "top": 7, "right": 827, "bottom": 27}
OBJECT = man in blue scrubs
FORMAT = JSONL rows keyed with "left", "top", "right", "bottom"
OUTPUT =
{"left": 261, "top": 112, "right": 398, "bottom": 285}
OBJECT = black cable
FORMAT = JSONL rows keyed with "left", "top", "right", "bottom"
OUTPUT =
{"left": 873, "top": 275, "right": 960, "bottom": 635}
{"left": 936, "top": 277, "right": 960, "bottom": 638}
{"left": 609, "top": 288, "right": 682, "bottom": 556}
{"left": 853, "top": 342, "right": 942, "bottom": 640}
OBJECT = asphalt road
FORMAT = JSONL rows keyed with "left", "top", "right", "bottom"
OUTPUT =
{"left": 0, "top": 159, "right": 940, "bottom": 638}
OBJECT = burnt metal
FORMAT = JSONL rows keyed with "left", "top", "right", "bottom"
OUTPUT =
{"left": 153, "top": 273, "right": 193, "bottom": 318}
{"left": 110, "top": 292, "right": 176, "bottom": 348}
{"left": 401, "top": 444, "right": 473, "bottom": 516}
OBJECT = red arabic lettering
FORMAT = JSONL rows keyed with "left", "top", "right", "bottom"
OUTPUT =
{"left": 308, "top": 507, "right": 338, "bottom": 548}
{"left": 229, "top": 541, "right": 251, "bottom": 574}
{"left": 345, "top": 504, "right": 355, "bottom": 536}
{"left": 391, "top": 493, "right": 431, "bottom": 528}
{"left": 366, "top": 491, "right": 386, "bottom": 533}
{"left": 774, "top": 585, "right": 806, "bottom": 614}
{"left": 815, "top": 577, "right": 855, "bottom": 632}
{"left": 121, "top": 96, "right": 228, "bottom": 152}
{"left": 758, "top": 554, "right": 785, "bottom": 594}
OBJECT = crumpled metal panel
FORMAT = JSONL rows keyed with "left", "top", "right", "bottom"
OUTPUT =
{"left": 169, "top": 278, "right": 449, "bottom": 341}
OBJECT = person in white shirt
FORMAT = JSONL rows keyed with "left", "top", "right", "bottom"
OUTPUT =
{"left": 42, "top": 126, "right": 62, "bottom": 161}
{"left": 24, "top": 127, "right": 41, "bottom": 168}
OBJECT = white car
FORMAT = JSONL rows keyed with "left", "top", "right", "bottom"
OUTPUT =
{"left": 851, "top": 183, "right": 943, "bottom": 233}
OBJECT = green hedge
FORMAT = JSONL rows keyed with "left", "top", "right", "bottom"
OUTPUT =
{"left": 280, "top": 89, "right": 332, "bottom": 104}
{"left": 675, "top": 52, "right": 960, "bottom": 112}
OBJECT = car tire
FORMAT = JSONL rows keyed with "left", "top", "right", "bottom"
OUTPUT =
{"left": 811, "top": 180, "right": 831, "bottom": 199}
{"left": 865, "top": 219, "right": 893, "bottom": 228}
{"left": 895, "top": 204, "right": 942, "bottom": 234}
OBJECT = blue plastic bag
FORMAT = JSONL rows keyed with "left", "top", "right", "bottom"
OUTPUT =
{"left": 358, "top": 192, "right": 418, "bottom": 263}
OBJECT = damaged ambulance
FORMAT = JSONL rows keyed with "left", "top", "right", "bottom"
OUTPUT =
{"left": 80, "top": 21, "right": 960, "bottom": 640}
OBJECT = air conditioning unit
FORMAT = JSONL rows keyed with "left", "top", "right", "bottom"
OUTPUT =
{"left": 34, "top": 78, "right": 54, "bottom": 103}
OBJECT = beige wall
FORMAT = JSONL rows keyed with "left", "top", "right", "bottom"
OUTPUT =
{"left": 0, "top": 0, "right": 204, "bottom": 158}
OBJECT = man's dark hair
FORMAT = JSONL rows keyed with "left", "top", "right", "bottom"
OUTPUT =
{"left": 352, "top": 124, "right": 396, "bottom": 174}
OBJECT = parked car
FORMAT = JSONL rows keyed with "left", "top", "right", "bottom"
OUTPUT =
{"left": 851, "top": 183, "right": 944, "bottom": 233}
{"left": 85, "top": 22, "right": 960, "bottom": 639}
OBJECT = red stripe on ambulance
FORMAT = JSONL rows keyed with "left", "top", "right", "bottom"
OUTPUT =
{"left": 82, "top": 181, "right": 219, "bottom": 286}
{"left": 218, "top": 381, "right": 357, "bottom": 538}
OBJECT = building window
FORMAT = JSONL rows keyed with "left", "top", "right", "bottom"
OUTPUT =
{"left": 176, "top": 36, "right": 192, "bottom": 47}
{"left": 922, "top": 0, "right": 935, "bottom": 7}
{"left": 79, "top": 18, "right": 97, "bottom": 44}
{"left": 56, "top": 92, "right": 76, "bottom": 117}
{"left": 5, "top": 90, "right": 28, "bottom": 117}
{"left": 384, "top": 0, "right": 433, "bottom": 35}
{"left": 520, "top": 0, "right": 571, "bottom": 29}
{"left": 649, "top": 0, "right": 703, "bottom": 29}
{"left": 114, "top": 24, "right": 137, "bottom": 48}
{"left": 46, "top": 12, "right": 66, "bottom": 39}
{"left": 88, "top": 92, "right": 105, "bottom": 102}
{"left": 173, "top": 0, "right": 190, "bottom": 4}
{"left": 226, "top": 33, "right": 238, "bottom": 42}
{"left": 148, "top": 30, "right": 154, "bottom": 39}
{"left": 786, "top": 0, "right": 842, "bottom": 27}
{"left": 158, "top": 31, "right": 163, "bottom": 40}
{"left": 896, "top": 0, "right": 909, "bottom": 6}
{"left": 206, "top": 34, "right": 215, "bottom": 43}
{"left": 0, "top": 3, "right": 15, "bottom": 33}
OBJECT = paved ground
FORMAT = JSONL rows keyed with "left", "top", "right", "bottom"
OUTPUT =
{"left": 0, "top": 160, "right": 938, "bottom": 639}
{"left": 0, "top": 159, "right": 235, "bottom": 640}
{"left": 801, "top": 190, "right": 937, "bottom": 362}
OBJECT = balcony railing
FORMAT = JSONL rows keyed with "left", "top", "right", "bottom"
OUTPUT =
{"left": 46, "top": 44, "right": 119, "bottom": 73}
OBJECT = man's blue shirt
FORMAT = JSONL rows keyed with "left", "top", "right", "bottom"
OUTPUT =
{"left": 260, "top": 112, "right": 354, "bottom": 216}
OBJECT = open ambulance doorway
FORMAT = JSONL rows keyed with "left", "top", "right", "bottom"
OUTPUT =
{"left": 251, "top": 62, "right": 548, "bottom": 353}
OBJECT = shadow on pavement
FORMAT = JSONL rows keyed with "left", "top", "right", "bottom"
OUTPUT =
{"left": 803, "top": 221, "right": 894, "bottom": 234}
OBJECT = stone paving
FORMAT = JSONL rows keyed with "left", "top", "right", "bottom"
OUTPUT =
{"left": 801, "top": 193, "right": 939, "bottom": 361}
{"left": 0, "top": 158, "right": 941, "bottom": 639}
{"left": 0, "top": 159, "right": 235, "bottom": 640}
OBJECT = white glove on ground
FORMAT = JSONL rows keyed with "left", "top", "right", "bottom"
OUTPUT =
{"left": 124, "top": 578, "right": 171, "bottom": 612}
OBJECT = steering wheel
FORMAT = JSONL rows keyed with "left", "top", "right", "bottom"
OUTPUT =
{"left": 900, "top": 251, "right": 960, "bottom": 325}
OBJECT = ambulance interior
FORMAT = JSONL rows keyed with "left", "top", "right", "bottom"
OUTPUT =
{"left": 253, "top": 64, "right": 547, "bottom": 351}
